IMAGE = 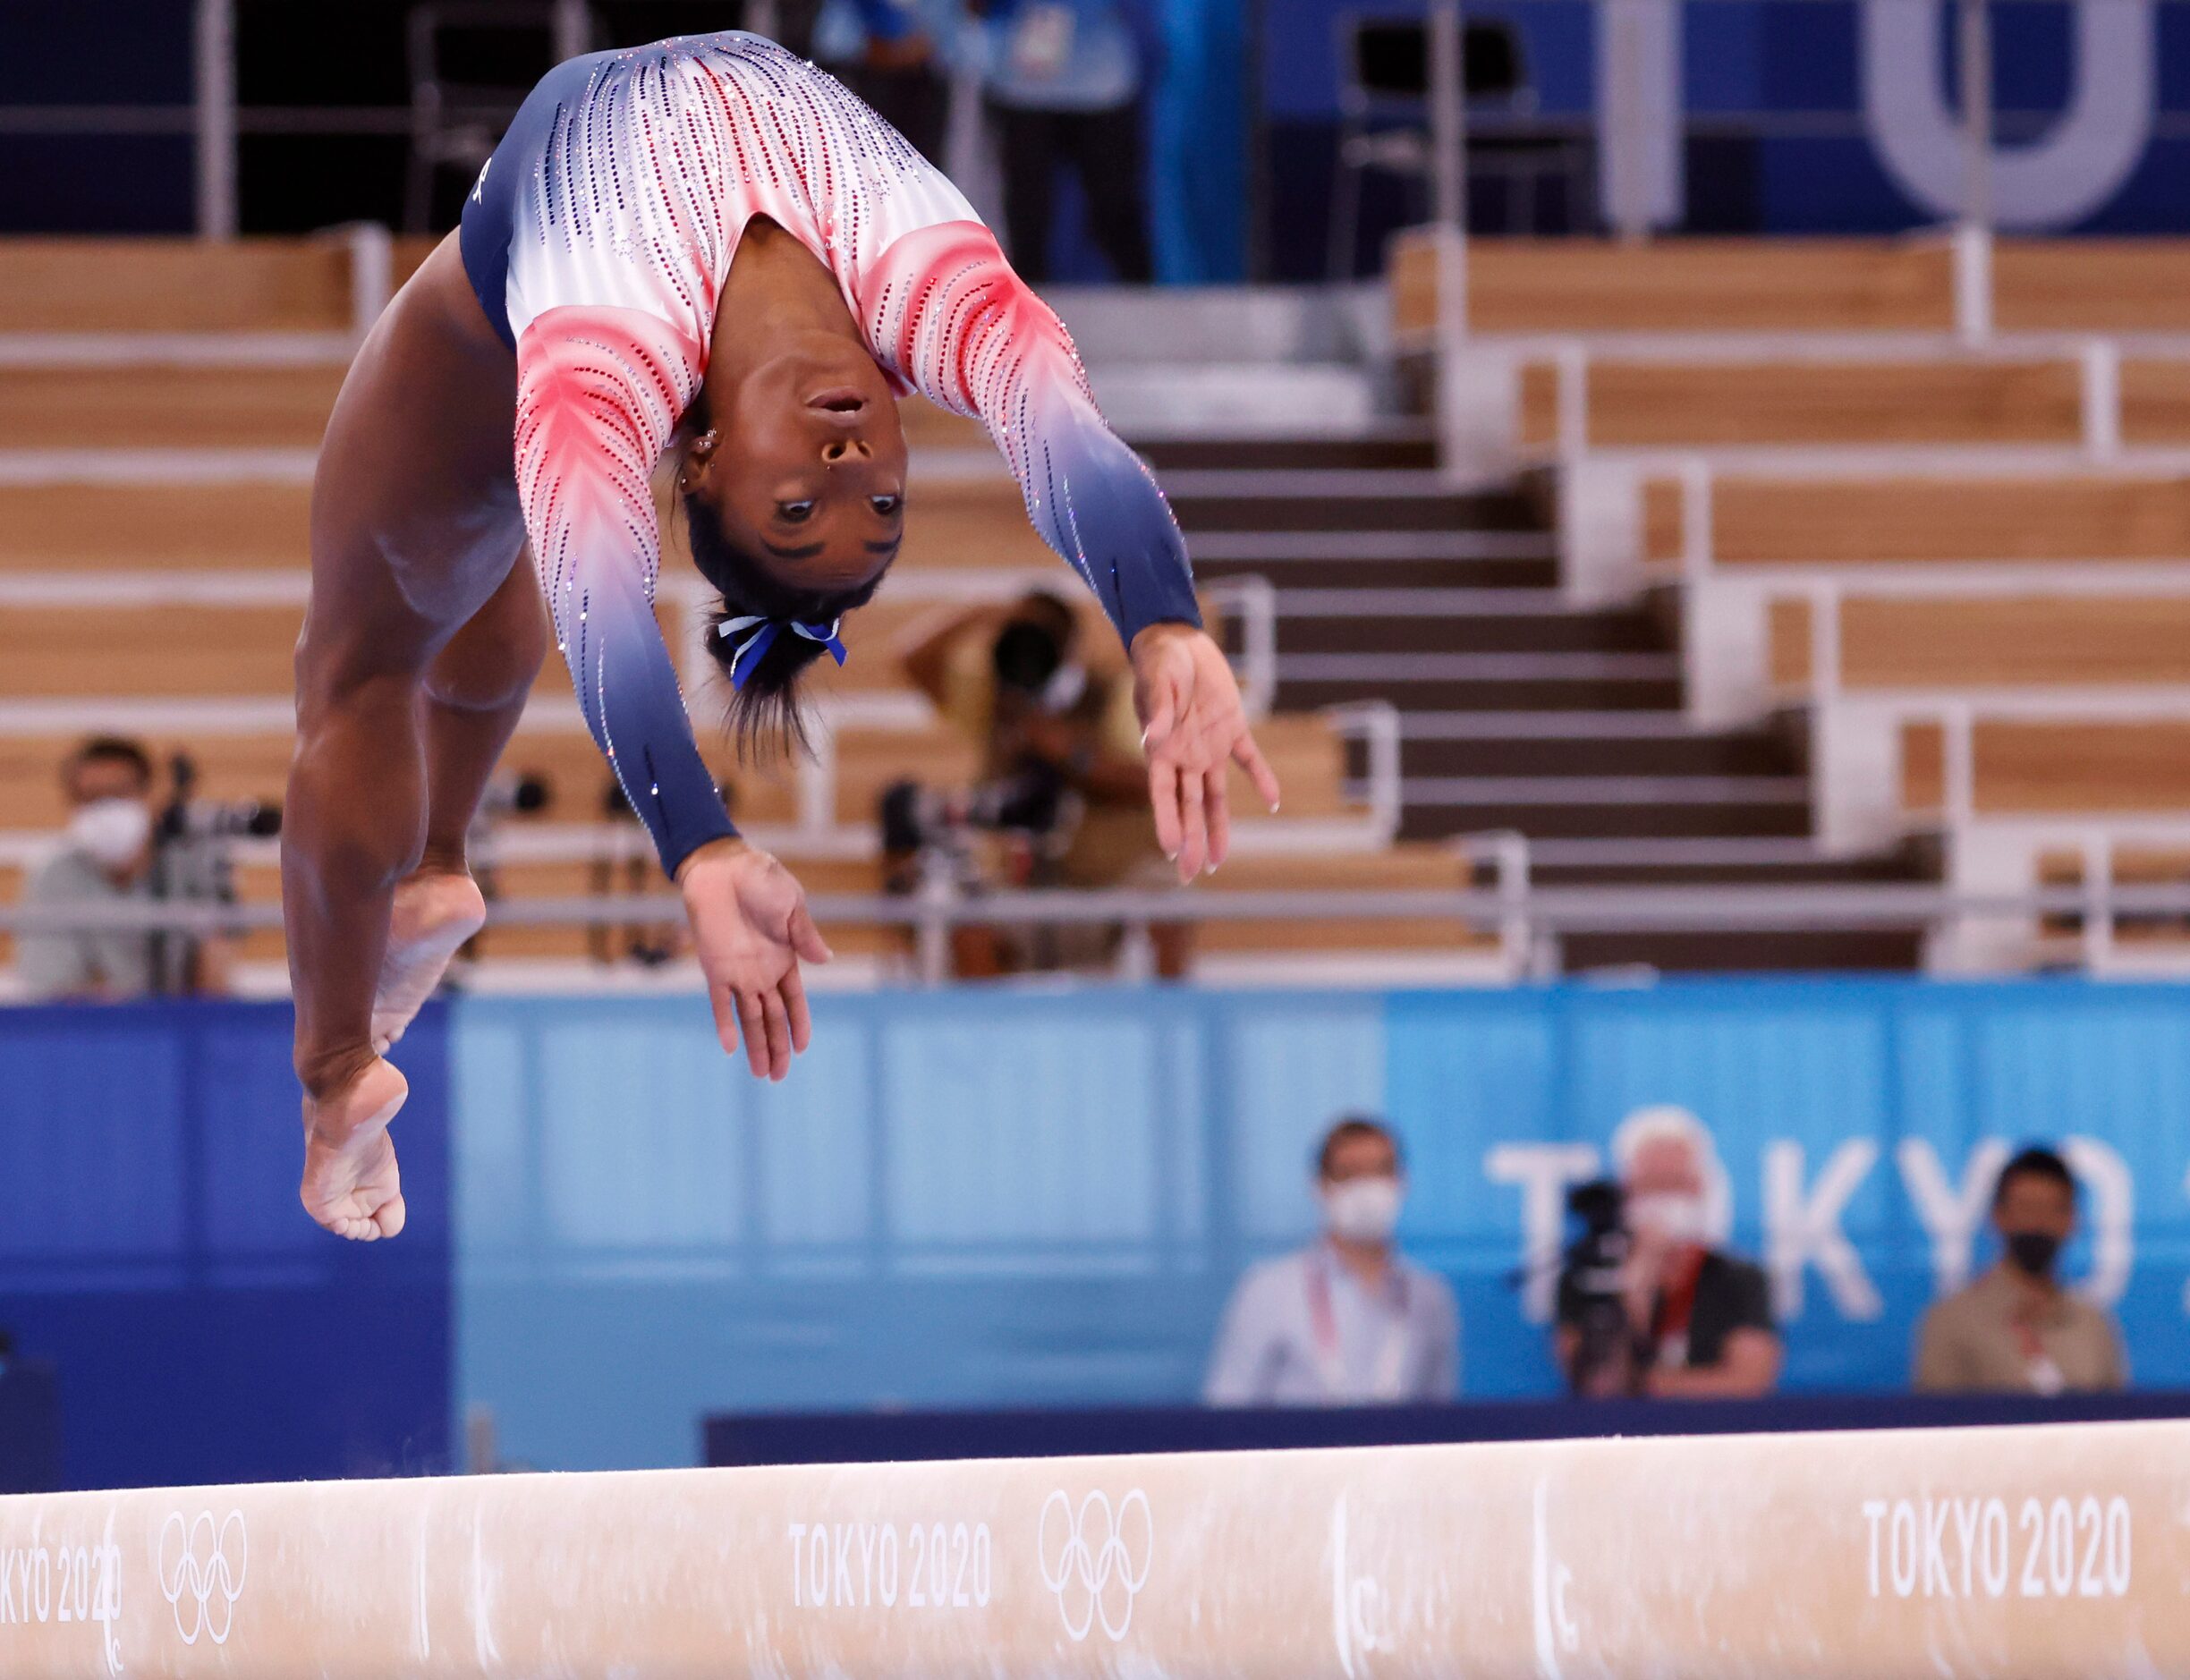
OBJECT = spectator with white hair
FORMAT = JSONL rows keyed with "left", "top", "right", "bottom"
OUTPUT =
{"left": 1555, "top": 1105, "right": 1781, "bottom": 1398}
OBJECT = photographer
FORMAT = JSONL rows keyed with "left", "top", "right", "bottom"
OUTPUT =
{"left": 17, "top": 737, "right": 240, "bottom": 1000}
{"left": 1555, "top": 1106, "right": 1780, "bottom": 1399}
{"left": 896, "top": 591, "right": 1184, "bottom": 974}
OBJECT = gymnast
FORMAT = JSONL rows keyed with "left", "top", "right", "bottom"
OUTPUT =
{"left": 286, "top": 31, "right": 1278, "bottom": 1239}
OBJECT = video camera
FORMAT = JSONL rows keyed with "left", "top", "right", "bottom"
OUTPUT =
{"left": 145, "top": 752, "right": 283, "bottom": 993}
{"left": 157, "top": 752, "right": 280, "bottom": 848}
{"left": 1558, "top": 1177, "right": 1638, "bottom": 1396}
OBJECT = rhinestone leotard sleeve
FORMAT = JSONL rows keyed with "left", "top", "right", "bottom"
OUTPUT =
{"left": 855, "top": 221, "right": 1203, "bottom": 647}
{"left": 513, "top": 304, "right": 734, "bottom": 878}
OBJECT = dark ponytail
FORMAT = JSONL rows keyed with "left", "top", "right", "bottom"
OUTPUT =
{"left": 681, "top": 488, "right": 882, "bottom": 759}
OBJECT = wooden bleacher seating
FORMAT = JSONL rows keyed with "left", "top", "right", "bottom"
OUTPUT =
{"left": 1520, "top": 359, "right": 2085, "bottom": 452}
{"left": 0, "top": 603, "right": 307, "bottom": 698}
{"left": 9, "top": 233, "right": 2187, "bottom": 346}
{"left": 0, "top": 364, "right": 346, "bottom": 452}
{"left": 1993, "top": 243, "right": 2190, "bottom": 335}
{"left": 1650, "top": 474, "right": 2190, "bottom": 567}
{"left": 0, "top": 370, "right": 987, "bottom": 460}
{"left": 0, "top": 574, "right": 1182, "bottom": 713}
{"left": 1770, "top": 596, "right": 2190, "bottom": 691}
{"left": 0, "top": 729, "right": 798, "bottom": 833}
{"left": 1193, "top": 845, "right": 1495, "bottom": 954}
{"left": 1901, "top": 717, "right": 2190, "bottom": 817}
{"left": 0, "top": 483, "right": 310, "bottom": 571}
{"left": 1392, "top": 233, "right": 1959, "bottom": 337}
{"left": 1396, "top": 233, "right": 2190, "bottom": 339}
{"left": 0, "top": 239, "right": 357, "bottom": 335}
{"left": 2119, "top": 362, "right": 2190, "bottom": 445}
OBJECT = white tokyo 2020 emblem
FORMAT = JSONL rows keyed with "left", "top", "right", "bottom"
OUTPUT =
{"left": 1037, "top": 1489, "right": 1152, "bottom": 1642}
{"left": 157, "top": 1510, "right": 247, "bottom": 1646}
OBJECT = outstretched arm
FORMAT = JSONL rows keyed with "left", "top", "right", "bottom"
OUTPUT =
{"left": 514, "top": 306, "right": 730, "bottom": 872}
{"left": 860, "top": 223, "right": 1281, "bottom": 876}
{"left": 514, "top": 305, "right": 828, "bottom": 1076}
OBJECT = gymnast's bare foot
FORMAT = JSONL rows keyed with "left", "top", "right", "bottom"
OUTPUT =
{"left": 371, "top": 869, "right": 486, "bottom": 1052}
{"left": 300, "top": 1056, "right": 409, "bottom": 1241}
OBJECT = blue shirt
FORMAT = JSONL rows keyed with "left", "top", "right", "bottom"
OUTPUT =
{"left": 980, "top": 0, "right": 1144, "bottom": 112}
{"left": 1203, "top": 1244, "right": 1461, "bottom": 1406}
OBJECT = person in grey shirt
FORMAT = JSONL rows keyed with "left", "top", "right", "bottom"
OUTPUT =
{"left": 17, "top": 737, "right": 217, "bottom": 1001}
{"left": 1204, "top": 1116, "right": 1460, "bottom": 1406}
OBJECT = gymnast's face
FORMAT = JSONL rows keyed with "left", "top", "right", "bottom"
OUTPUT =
{"left": 683, "top": 343, "right": 909, "bottom": 594}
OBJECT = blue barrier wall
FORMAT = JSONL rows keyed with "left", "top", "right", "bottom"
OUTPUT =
{"left": 0, "top": 1002, "right": 453, "bottom": 1489}
{"left": 453, "top": 980, "right": 2190, "bottom": 1472}
{"left": 6, "top": 980, "right": 2189, "bottom": 1488}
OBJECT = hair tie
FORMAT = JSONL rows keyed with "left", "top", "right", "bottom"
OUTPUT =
{"left": 716, "top": 615, "right": 848, "bottom": 691}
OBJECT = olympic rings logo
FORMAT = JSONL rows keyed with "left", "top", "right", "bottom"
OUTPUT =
{"left": 157, "top": 1510, "right": 247, "bottom": 1646}
{"left": 1037, "top": 1489, "right": 1151, "bottom": 1642}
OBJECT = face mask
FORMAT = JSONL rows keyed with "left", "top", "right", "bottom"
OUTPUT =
{"left": 2006, "top": 1230, "right": 2063, "bottom": 1278}
{"left": 68, "top": 798, "right": 151, "bottom": 870}
{"left": 1627, "top": 1192, "right": 1707, "bottom": 1246}
{"left": 1323, "top": 1176, "right": 1404, "bottom": 1244}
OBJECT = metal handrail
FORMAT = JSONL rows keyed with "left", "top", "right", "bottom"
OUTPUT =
{"left": 1203, "top": 575, "right": 1278, "bottom": 720}
{"left": 17, "top": 881, "right": 2190, "bottom": 936}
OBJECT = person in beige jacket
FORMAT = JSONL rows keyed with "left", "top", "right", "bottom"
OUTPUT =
{"left": 1914, "top": 1146, "right": 2127, "bottom": 1395}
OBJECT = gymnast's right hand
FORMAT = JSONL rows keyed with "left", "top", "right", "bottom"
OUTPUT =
{"left": 677, "top": 837, "right": 832, "bottom": 1082}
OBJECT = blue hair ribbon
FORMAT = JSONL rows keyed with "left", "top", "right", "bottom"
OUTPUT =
{"left": 715, "top": 615, "right": 848, "bottom": 691}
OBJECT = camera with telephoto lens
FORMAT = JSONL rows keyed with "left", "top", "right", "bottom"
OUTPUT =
{"left": 144, "top": 752, "right": 282, "bottom": 992}
{"left": 880, "top": 761, "right": 1070, "bottom": 853}
{"left": 1558, "top": 1177, "right": 1639, "bottom": 1396}
{"left": 879, "top": 757, "right": 1079, "bottom": 895}
{"left": 158, "top": 754, "right": 281, "bottom": 844}
{"left": 480, "top": 771, "right": 551, "bottom": 821}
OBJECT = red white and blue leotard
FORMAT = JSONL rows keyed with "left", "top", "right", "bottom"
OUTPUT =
{"left": 457, "top": 31, "right": 1201, "bottom": 875}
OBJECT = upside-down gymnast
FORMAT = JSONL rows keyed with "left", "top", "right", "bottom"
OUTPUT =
{"left": 286, "top": 30, "right": 1280, "bottom": 1239}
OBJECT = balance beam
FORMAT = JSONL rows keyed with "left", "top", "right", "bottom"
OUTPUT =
{"left": 0, "top": 1421, "right": 2176, "bottom": 1676}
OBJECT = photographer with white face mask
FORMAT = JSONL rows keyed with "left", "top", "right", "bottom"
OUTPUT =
{"left": 1204, "top": 1116, "right": 1460, "bottom": 1407}
{"left": 15, "top": 737, "right": 227, "bottom": 1002}
{"left": 1556, "top": 1106, "right": 1780, "bottom": 1399}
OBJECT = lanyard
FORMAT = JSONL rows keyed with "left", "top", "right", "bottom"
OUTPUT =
{"left": 2013, "top": 1317, "right": 2067, "bottom": 1396}
{"left": 1303, "top": 1247, "right": 1412, "bottom": 1402}
{"left": 1649, "top": 1249, "right": 1706, "bottom": 1370}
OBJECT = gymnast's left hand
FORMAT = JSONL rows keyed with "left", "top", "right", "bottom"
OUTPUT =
{"left": 677, "top": 837, "right": 832, "bottom": 1081}
{"left": 1131, "top": 623, "right": 1283, "bottom": 883}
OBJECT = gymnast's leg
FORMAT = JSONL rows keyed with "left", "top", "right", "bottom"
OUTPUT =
{"left": 284, "top": 232, "right": 531, "bottom": 1238}
{"left": 373, "top": 556, "right": 548, "bottom": 1054}
{"left": 284, "top": 580, "right": 435, "bottom": 1241}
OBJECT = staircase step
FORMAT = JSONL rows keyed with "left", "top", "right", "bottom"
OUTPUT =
{"left": 1282, "top": 652, "right": 1679, "bottom": 682}
{"left": 1144, "top": 445, "right": 1925, "bottom": 972}
{"left": 1171, "top": 491, "right": 1542, "bottom": 533}
{"left": 1403, "top": 775, "right": 1810, "bottom": 805}
{"left": 1278, "top": 597, "right": 1662, "bottom": 656}
{"left": 1400, "top": 796, "right": 1812, "bottom": 842}
{"left": 1189, "top": 530, "right": 1555, "bottom": 563}
{"left": 1278, "top": 675, "right": 1686, "bottom": 711}
{"left": 1524, "top": 836, "right": 1871, "bottom": 869}
{"left": 1532, "top": 856, "right": 1930, "bottom": 887}
{"left": 1199, "top": 556, "right": 1561, "bottom": 591}
{"left": 1559, "top": 928, "right": 1927, "bottom": 973}
{"left": 1405, "top": 725, "right": 1789, "bottom": 778}
{"left": 1139, "top": 436, "right": 1439, "bottom": 472}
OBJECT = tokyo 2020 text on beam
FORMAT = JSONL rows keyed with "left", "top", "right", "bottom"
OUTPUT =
{"left": 0, "top": 1421, "right": 2175, "bottom": 1677}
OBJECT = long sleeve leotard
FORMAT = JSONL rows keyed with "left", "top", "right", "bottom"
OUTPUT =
{"left": 458, "top": 31, "right": 1199, "bottom": 877}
